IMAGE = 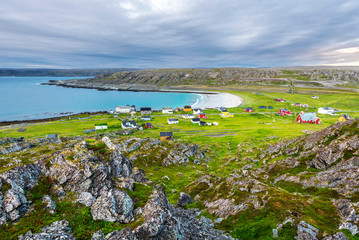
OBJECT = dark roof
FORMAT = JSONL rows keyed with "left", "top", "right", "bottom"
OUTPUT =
{"left": 192, "top": 118, "right": 200, "bottom": 122}
{"left": 183, "top": 105, "right": 191, "bottom": 108}
{"left": 160, "top": 132, "right": 173, "bottom": 137}
{"left": 140, "top": 107, "right": 152, "bottom": 111}
{"left": 168, "top": 118, "right": 178, "bottom": 121}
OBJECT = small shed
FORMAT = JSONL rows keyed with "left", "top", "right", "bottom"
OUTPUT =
{"left": 296, "top": 112, "right": 321, "bottom": 124}
{"left": 279, "top": 108, "right": 291, "bottom": 116}
{"left": 141, "top": 116, "right": 152, "bottom": 121}
{"left": 244, "top": 107, "right": 254, "bottom": 112}
{"left": 168, "top": 118, "right": 179, "bottom": 124}
{"left": 191, "top": 118, "right": 200, "bottom": 123}
{"left": 198, "top": 113, "right": 207, "bottom": 119}
{"left": 121, "top": 120, "right": 137, "bottom": 129}
{"left": 318, "top": 107, "right": 335, "bottom": 115}
{"left": 338, "top": 114, "right": 352, "bottom": 122}
{"left": 193, "top": 109, "right": 203, "bottom": 114}
{"left": 160, "top": 132, "right": 173, "bottom": 141}
{"left": 95, "top": 123, "right": 108, "bottom": 130}
{"left": 144, "top": 122, "right": 153, "bottom": 129}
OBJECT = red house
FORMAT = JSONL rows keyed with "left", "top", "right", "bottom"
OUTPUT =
{"left": 279, "top": 108, "right": 291, "bottom": 116}
{"left": 274, "top": 98, "right": 286, "bottom": 102}
{"left": 296, "top": 112, "right": 321, "bottom": 124}
{"left": 243, "top": 107, "right": 254, "bottom": 112}
{"left": 144, "top": 123, "right": 153, "bottom": 129}
{"left": 198, "top": 113, "right": 208, "bottom": 119}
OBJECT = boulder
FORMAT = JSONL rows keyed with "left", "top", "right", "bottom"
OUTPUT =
{"left": 77, "top": 192, "right": 96, "bottom": 207}
{"left": 108, "top": 227, "right": 136, "bottom": 240}
{"left": 296, "top": 221, "right": 319, "bottom": 240}
{"left": 177, "top": 192, "right": 193, "bottom": 207}
{"left": 91, "top": 189, "right": 134, "bottom": 223}
{"left": 110, "top": 150, "right": 132, "bottom": 178}
{"left": 91, "top": 230, "right": 106, "bottom": 240}
{"left": 42, "top": 195, "right": 56, "bottom": 214}
{"left": 323, "top": 232, "right": 348, "bottom": 240}
{"left": 18, "top": 220, "right": 75, "bottom": 240}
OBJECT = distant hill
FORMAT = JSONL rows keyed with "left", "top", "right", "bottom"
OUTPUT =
{"left": 0, "top": 68, "right": 138, "bottom": 77}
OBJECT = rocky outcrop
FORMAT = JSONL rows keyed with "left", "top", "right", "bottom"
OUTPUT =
{"left": 296, "top": 221, "right": 319, "bottom": 240}
{"left": 18, "top": 220, "right": 75, "bottom": 240}
{"left": 91, "top": 188, "right": 134, "bottom": 223}
{"left": 108, "top": 228, "right": 136, "bottom": 240}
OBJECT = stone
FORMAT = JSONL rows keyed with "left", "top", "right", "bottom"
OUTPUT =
{"left": 91, "top": 230, "right": 106, "bottom": 240}
{"left": 42, "top": 195, "right": 56, "bottom": 214}
{"left": 323, "top": 232, "right": 348, "bottom": 240}
{"left": 177, "top": 192, "right": 193, "bottom": 207}
{"left": 108, "top": 227, "right": 136, "bottom": 240}
{"left": 339, "top": 222, "right": 359, "bottom": 236}
{"left": 102, "top": 137, "right": 118, "bottom": 151}
{"left": 273, "top": 228, "right": 278, "bottom": 238}
{"left": 296, "top": 221, "right": 319, "bottom": 240}
{"left": 91, "top": 189, "right": 134, "bottom": 223}
{"left": 18, "top": 220, "right": 75, "bottom": 240}
{"left": 77, "top": 192, "right": 96, "bottom": 207}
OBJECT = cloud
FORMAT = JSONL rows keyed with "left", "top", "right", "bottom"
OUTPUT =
{"left": 1, "top": 0, "right": 359, "bottom": 68}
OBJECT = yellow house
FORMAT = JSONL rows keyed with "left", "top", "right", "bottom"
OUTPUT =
{"left": 338, "top": 114, "right": 352, "bottom": 122}
{"left": 183, "top": 106, "right": 192, "bottom": 112}
{"left": 220, "top": 111, "right": 234, "bottom": 117}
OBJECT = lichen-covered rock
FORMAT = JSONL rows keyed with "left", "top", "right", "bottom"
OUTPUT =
{"left": 91, "top": 189, "right": 134, "bottom": 223}
{"left": 177, "top": 192, "right": 193, "bottom": 207}
{"left": 296, "top": 221, "right": 319, "bottom": 240}
{"left": 134, "top": 188, "right": 184, "bottom": 239}
{"left": 204, "top": 198, "right": 248, "bottom": 218}
{"left": 77, "top": 192, "right": 96, "bottom": 207}
{"left": 339, "top": 222, "right": 359, "bottom": 236}
{"left": 91, "top": 230, "right": 106, "bottom": 240}
{"left": 102, "top": 137, "right": 118, "bottom": 151}
{"left": 108, "top": 227, "right": 136, "bottom": 240}
{"left": 3, "top": 181, "right": 30, "bottom": 222}
{"left": 0, "top": 163, "right": 41, "bottom": 191}
{"left": 323, "top": 232, "right": 348, "bottom": 240}
{"left": 110, "top": 150, "right": 132, "bottom": 178}
{"left": 18, "top": 220, "right": 75, "bottom": 240}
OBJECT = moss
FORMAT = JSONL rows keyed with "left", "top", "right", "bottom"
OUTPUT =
{"left": 1, "top": 181, "right": 11, "bottom": 193}
{"left": 27, "top": 176, "right": 55, "bottom": 202}
{"left": 126, "top": 183, "right": 153, "bottom": 209}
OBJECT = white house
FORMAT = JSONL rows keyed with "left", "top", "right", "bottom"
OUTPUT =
{"left": 162, "top": 107, "right": 173, "bottom": 114}
{"left": 95, "top": 123, "right": 108, "bottom": 130}
{"left": 167, "top": 118, "right": 179, "bottom": 124}
{"left": 116, "top": 105, "right": 131, "bottom": 113}
{"left": 193, "top": 109, "right": 203, "bottom": 114}
{"left": 121, "top": 120, "right": 137, "bottom": 129}
{"left": 312, "top": 96, "right": 319, "bottom": 99}
{"left": 318, "top": 107, "right": 336, "bottom": 115}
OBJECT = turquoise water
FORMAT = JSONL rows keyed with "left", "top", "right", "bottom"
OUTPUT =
{"left": 0, "top": 77, "right": 199, "bottom": 121}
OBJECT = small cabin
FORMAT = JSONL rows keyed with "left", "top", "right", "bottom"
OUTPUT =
{"left": 95, "top": 123, "right": 108, "bottom": 130}
{"left": 199, "top": 121, "right": 206, "bottom": 126}
{"left": 141, "top": 116, "right": 152, "bottom": 121}
{"left": 183, "top": 106, "right": 192, "bottom": 112}
{"left": 312, "top": 96, "right": 319, "bottom": 99}
{"left": 279, "top": 108, "right": 291, "bottom": 116}
{"left": 296, "top": 112, "right": 321, "bottom": 124}
{"left": 144, "top": 122, "right": 153, "bottom": 129}
{"left": 243, "top": 107, "right": 254, "bottom": 112}
{"left": 168, "top": 118, "right": 179, "bottom": 124}
{"left": 116, "top": 105, "right": 131, "bottom": 113}
{"left": 121, "top": 120, "right": 137, "bottom": 129}
{"left": 160, "top": 132, "right": 173, "bottom": 141}
{"left": 274, "top": 98, "right": 286, "bottom": 102}
{"left": 140, "top": 107, "right": 152, "bottom": 115}
{"left": 198, "top": 113, "right": 207, "bottom": 119}
{"left": 191, "top": 118, "right": 200, "bottom": 123}
{"left": 218, "top": 107, "right": 227, "bottom": 112}
{"left": 131, "top": 105, "right": 136, "bottom": 112}
{"left": 162, "top": 107, "right": 173, "bottom": 114}
{"left": 338, "top": 114, "right": 352, "bottom": 122}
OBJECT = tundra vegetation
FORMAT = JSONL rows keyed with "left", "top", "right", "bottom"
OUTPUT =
{"left": 0, "top": 67, "right": 359, "bottom": 239}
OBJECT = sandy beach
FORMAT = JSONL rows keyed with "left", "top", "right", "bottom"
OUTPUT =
{"left": 191, "top": 92, "right": 244, "bottom": 109}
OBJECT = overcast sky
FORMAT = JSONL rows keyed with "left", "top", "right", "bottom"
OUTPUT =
{"left": 1, "top": 0, "right": 359, "bottom": 68}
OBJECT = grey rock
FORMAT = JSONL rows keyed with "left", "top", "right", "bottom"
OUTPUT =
{"left": 323, "top": 232, "right": 348, "bottom": 240}
{"left": 273, "top": 228, "right": 278, "bottom": 238}
{"left": 108, "top": 227, "right": 136, "bottom": 240}
{"left": 177, "top": 192, "right": 193, "bottom": 207}
{"left": 18, "top": 220, "right": 75, "bottom": 240}
{"left": 111, "top": 150, "right": 132, "bottom": 178}
{"left": 91, "top": 189, "right": 134, "bottom": 223}
{"left": 42, "top": 195, "right": 56, "bottom": 214}
{"left": 91, "top": 230, "right": 106, "bottom": 240}
{"left": 296, "top": 220, "right": 319, "bottom": 240}
{"left": 3, "top": 181, "right": 30, "bottom": 222}
{"left": 77, "top": 192, "right": 96, "bottom": 207}
{"left": 339, "top": 222, "right": 359, "bottom": 236}
{"left": 0, "top": 163, "right": 41, "bottom": 190}
{"left": 102, "top": 137, "right": 118, "bottom": 151}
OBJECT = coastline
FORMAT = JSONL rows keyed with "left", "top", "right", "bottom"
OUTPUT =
{"left": 191, "top": 92, "right": 243, "bottom": 109}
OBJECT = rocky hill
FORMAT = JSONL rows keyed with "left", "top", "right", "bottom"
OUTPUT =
{"left": 43, "top": 67, "right": 359, "bottom": 91}
{"left": 0, "top": 120, "right": 358, "bottom": 239}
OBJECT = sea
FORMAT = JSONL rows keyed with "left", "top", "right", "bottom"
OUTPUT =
{"left": 0, "top": 76, "right": 200, "bottom": 122}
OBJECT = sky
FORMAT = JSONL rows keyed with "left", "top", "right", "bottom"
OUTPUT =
{"left": 1, "top": 0, "right": 359, "bottom": 69}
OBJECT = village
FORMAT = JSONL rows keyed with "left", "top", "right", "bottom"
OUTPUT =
{"left": 77, "top": 93, "right": 355, "bottom": 142}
